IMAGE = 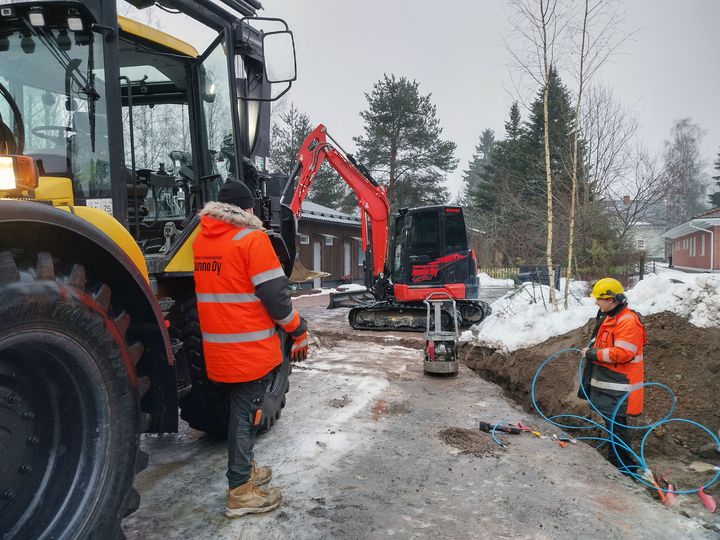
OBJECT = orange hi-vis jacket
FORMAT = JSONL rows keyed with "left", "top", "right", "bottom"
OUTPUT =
{"left": 587, "top": 305, "right": 646, "bottom": 416}
{"left": 193, "top": 202, "right": 305, "bottom": 383}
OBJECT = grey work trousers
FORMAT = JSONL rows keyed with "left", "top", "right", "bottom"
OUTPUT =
{"left": 226, "top": 371, "right": 273, "bottom": 489}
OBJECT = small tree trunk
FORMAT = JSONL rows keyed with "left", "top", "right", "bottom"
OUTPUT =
{"left": 543, "top": 80, "right": 556, "bottom": 307}
{"left": 564, "top": 0, "right": 589, "bottom": 309}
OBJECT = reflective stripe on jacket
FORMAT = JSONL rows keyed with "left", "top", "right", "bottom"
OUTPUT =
{"left": 193, "top": 202, "right": 303, "bottom": 383}
{"left": 587, "top": 306, "right": 646, "bottom": 415}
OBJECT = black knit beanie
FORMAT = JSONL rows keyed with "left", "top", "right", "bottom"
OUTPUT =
{"left": 217, "top": 181, "right": 254, "bottom": 209}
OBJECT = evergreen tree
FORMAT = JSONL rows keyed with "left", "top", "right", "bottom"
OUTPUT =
{"left": 270, "top": 103, "right": 347, "bottom": 209}
{"left": 465, "top": 71, "right": 589, "bottom": 265}
{"left": 524, "top": 67, "right": 576, "bottom": 203}
{"left": 353, "top": 75, "right": 456, "bottom": 212}
{"left": 505, "top": 101, "right": 521, "bottom": 140}
{"left": 462, "top": 129, "right": 495, "bottom": 207}
{"left": 708, "top": 150, "right": 720, "bottom": 208}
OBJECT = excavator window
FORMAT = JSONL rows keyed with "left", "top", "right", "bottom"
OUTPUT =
{"left": 408, "top": 210, "right": 441, "bottom": 261}
{"left": 445, "top": 211, "right": 468, "bottom": 254}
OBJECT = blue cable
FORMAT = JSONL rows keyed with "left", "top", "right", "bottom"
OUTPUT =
{"left": 525, "top": 348, "right": 720, "bottom": 494}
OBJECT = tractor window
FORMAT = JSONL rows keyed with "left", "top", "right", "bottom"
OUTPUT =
{"left": 0, "top": 27, "right": 111, "bottom": 201}
{"left": 408, "top": 211, "right": 441, "bottom": 261}
{"left": 122, "top": 103, "right": 191, "bottom": 171}
{"left": 444, "top": 211, "right": 468, "bottom": 254}
{"left": 201, "top": 40, "right": 233, "bottom": 189}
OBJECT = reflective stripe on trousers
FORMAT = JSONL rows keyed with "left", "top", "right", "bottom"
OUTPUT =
{"left": 590, "top": 378, "right": 633, "bottom": 392}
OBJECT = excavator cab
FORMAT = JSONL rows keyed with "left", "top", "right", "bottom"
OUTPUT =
{"left": 391, "top": 206, "right": 476, "bottom": 289}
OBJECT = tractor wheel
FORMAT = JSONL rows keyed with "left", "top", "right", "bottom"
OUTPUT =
{"left": 0, "top": 251, "right": 146, "bottom": 539}
{"left": 171, "top": 294, "right": 291, "bottom": 437}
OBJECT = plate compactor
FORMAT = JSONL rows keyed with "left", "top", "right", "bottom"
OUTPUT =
{"left": 423, "top": 293, "right": 459, "bottom": 376}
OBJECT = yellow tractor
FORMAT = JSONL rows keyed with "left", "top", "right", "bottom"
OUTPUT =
{"left": 0, "top": 0, "right": 298, "bottom": 536}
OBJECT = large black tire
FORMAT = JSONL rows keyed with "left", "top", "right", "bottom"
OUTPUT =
{"left": 170, "top": 294, "right": 291, "bottom": 437}
{"left": 0, "top": 251, "right": 146, "bottom": 539}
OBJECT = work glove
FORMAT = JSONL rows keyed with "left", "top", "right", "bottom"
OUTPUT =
{"left": 290, "top": 317, "right": 309, "bottom": 361}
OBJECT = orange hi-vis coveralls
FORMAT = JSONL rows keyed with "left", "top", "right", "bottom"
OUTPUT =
{"left": 193, "top": 202, "right": 306, "bottom": 383}
{"left": 585, "top": 305, "right": 646, "bottom": 416}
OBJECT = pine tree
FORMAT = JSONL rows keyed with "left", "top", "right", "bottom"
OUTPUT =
{"left": 353, "top": 75, "right": 456, "bottom": 212}
{"left": 708, "top": 150, "right": 720, "bottom": 208}
{"left": 270, "top": 104, "right": 347, "bottom": 209}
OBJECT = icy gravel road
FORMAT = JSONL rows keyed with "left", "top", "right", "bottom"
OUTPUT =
{"left": 123, "top": 295, "right": 714, "bottom": 539}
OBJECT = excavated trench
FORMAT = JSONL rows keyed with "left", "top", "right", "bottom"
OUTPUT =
{"left": 461, "top": 311, "right": 720, "bottom": 515}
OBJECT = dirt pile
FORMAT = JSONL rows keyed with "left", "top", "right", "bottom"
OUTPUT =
{"left": 438, "top": 427, "right": 503, "bottom": 458}
{"left": 461, "top": 311, "right": 720, "bottom": 493}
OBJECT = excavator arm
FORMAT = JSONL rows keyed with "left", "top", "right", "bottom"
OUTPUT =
{"left": 284, "top": 124, "right": 390, "bottom": 280}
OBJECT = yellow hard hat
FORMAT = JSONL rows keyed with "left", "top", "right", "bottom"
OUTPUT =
{"left": 591, "top": 277, "right": 625, "bottom": 299}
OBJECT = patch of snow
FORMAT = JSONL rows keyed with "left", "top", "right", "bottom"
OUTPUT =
{"left": 465, "top": 270, "right": 720, "bottom": 352}
{"left": 462, "top": 282, "right": 596, "bottom": 352}
{"left": 477, "top": 272, "right": 514, "bottom": 288}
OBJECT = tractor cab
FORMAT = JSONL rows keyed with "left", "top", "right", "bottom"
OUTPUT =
{"left": 0, "top": 1, "right": 296, "bottom": 259}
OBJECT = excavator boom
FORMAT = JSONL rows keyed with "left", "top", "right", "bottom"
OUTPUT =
{"left": 286, "top": 124, "right": 390, "bottom": 281}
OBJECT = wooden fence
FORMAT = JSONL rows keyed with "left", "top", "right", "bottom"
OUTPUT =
{"left": 478, "top": 267, "right": 520, "bottom": 280}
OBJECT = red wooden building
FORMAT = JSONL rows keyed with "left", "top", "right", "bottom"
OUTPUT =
{"left": 662, "top": 208, "right": 720, "bottom": 272}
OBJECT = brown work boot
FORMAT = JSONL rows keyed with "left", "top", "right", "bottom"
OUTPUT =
{"left": 225, "top": 482, "right": 282, "bottom": 518}
{"left": 249, "top": 460, "right": 272, "bottom": 486}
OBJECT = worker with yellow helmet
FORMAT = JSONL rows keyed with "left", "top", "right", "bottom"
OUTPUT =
{"left": 579, "top": 277, "right": 646, "bottom": 475}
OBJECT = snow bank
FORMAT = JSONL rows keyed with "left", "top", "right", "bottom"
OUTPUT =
{"left": 462, "top": 282, "right": 597, "bottom": 352}
{"left": 464, "top": 269, "right": 720, "bottom": 352}
{"left": 628, "top": 273, "right": 720, "bottom": 328}
{"left": 477, "top": 272, "right": 515, "bottom": 288}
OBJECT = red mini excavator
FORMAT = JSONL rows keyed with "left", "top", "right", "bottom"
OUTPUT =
{"left": 281, "top": 124, "right": 491, "bottom": 331}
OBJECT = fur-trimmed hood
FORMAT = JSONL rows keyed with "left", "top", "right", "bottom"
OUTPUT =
{"left": 199, "top": 201, "right": 264, "bottom": 236}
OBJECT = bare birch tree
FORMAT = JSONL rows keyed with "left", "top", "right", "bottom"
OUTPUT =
{"left": 606, "top": 149, "right": 669, "bottom": 240}
{"left": 563, "top": 0, "right": 628, "bottom": 307}
{"left": 507, "top": 0, "right": 567, "bottom": 306}
{"left": 581, "top": 85, "right": 638, "bottom": 201}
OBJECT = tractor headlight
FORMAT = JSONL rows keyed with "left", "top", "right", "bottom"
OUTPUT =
{"left": 0, "top": 155, "right": 39, "bottom": 191}
{"left": 0, "top": 157, "right": 15, "bottom": 189}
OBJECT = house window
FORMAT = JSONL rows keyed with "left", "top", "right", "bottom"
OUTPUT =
{"left": 690, "top": 237, "right": 696, "bottom": 257}
{"left": 701, "top": 235, "right": 706, "bottom": 256}
{"left": 324, "top": 236, "right": 334, "bottom": 246}
{"left": 358, "top": 241, "right": 366, "bottom": 267}
{"left": 299, "top": 234, "right": 310, "bottom": 245}
{"left": 635, "top": 238, "right": 646, "bottom": 250}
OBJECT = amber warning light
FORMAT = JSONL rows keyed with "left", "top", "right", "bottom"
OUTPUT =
{"left": 0, "top": 155, "right": 39, "bottom": 191}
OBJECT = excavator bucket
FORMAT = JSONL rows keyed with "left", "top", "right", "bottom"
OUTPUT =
{"left": 289, "top": 258, "right": 329, "bottom": 285}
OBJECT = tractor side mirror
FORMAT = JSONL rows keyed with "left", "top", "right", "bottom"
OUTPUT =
{"left": 262, "top": 31, "right": 297, "bottom": 83}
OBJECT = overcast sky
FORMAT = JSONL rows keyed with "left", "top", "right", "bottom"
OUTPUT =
{"left": 133, "top": 0, "right": 720, "bottom": 198}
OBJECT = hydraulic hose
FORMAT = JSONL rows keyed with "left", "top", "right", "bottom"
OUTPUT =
{"left": 516, "top": 348, "right": 720, "bottom": 494}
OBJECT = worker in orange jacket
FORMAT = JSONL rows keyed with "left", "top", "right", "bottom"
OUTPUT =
{"left": 580, "top": 277, "right": 645, "bottom": 475}
{"left": 193, "top": 180, "right": 308, "bottom": 518}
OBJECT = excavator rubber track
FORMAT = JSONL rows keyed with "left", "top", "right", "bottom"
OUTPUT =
{"left": 348, "top": 300, "right": 492, "bottom": 332}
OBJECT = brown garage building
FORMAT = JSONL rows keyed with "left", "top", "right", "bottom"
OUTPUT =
{"left": 295, "top": 201, "right": 365, "bottom": 288}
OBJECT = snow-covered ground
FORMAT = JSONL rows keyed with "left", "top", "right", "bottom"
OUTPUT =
{"left": 464, "top": 266, "right": 720, "bottom": 352}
